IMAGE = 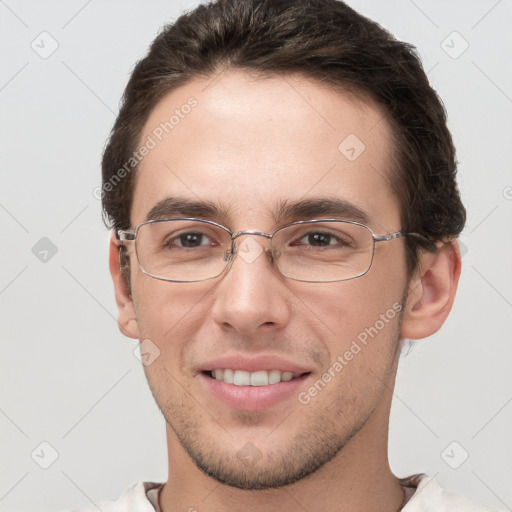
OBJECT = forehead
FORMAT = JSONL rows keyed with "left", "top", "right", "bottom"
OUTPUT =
{"left": 132, "top": 70, "right": 399, "bottom": 231}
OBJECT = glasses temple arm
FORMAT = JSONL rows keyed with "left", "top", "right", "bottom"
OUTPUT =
{"left": 116, "top": 229, "right": 136, "bottom": 243}
{"left": 373, "top": 231, "right": 437, "bottom": 251}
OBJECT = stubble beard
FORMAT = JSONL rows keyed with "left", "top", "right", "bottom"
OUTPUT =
{"left": 145, "top": 298, "right": 406, "bottom": 490}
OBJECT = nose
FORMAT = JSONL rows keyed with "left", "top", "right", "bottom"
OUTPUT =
{"left": 211, "top": 235, "right": 292, "bottom": 335}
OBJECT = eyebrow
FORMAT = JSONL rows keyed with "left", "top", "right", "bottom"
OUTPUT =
{"left": 145, "top": 197, "right": 231, "bottom": 222}
{"left": 273, "top": 197, "right": 370, "bottom": 224}
{"left": 145, "top": 196, "right": 370, "bottom": 225}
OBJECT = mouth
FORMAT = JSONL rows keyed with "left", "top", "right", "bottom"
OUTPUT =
{"left": 197, "top": 354, "right": 313, "bottom": 410}
{"left": 204, "top": 369, "right": 309, "bottom": 386}
{"left": 199, "top": 368, "right": 311, "bottom": 411}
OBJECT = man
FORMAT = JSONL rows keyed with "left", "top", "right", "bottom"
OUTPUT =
{"left": 87, "top": 0, "right": 494, "bottom": 510}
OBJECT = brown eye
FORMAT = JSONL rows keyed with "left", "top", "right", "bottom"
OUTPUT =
{"left": 174, "top": 232, "right": 209, "bottom": 248}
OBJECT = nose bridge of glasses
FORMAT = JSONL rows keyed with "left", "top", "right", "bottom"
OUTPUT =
{"left": 229, "top": 229, "right": 269, "bottom": 249}
{"left": 231, "top": 229, "right": 273, "bottom": 241}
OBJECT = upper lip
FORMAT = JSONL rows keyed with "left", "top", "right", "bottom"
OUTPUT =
{"left": 198, "top": 354, "right": 312, "bottom": 374}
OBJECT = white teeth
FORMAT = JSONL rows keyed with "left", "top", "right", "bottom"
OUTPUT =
{"left": 281, "top": 371, "right": 293, "bottom": 381}
{"left": 223, "top": 368, "right": 234, "bottom": 384}
{"left": 233, "top": 370, "right": 250, "bottom": 386}
{"left": 268, "top": 369, "right": 282, "bottom": 384}
{"left": 210, "top": 369, "right": 303, "bottom": 386}
{"left": 250, "top": 370, "right": 268, "bottom": 386}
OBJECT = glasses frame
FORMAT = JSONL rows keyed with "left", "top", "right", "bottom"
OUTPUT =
{"left": 116, "top": 217, "right": 435, "bottom": 283}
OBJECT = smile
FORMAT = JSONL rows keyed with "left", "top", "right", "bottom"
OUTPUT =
{"left": 209, "top": 369, "right": 304, "bottom": 386}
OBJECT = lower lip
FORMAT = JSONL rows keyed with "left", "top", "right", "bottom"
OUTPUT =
{"left": 199, "top": 372, "right": 309, "bottom": 411}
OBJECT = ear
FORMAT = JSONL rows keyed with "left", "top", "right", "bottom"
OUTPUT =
{"left": 401, "top": 240, "right": 462, "bottom": 340}
{"left": 109, "top": 232, "right": 139, "bottom": 339}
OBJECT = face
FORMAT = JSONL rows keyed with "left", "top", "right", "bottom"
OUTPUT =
{"left": 120, "top": 70, "right": 412, "bottom": 489}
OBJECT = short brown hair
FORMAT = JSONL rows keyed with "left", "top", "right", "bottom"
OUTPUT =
{"left": 102, "top": 0, "right": 465, "bottom": 273}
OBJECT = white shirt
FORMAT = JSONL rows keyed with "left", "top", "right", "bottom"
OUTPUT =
{"left": 69, "top": 474, "right": 498, "bottom": 511}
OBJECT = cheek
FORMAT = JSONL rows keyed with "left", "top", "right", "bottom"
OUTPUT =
{"left": 302, "top": 280, "right": 404, "bottom": 410}
{"left": 132, "top": 275, "right": 215, "bottom": 354}
{"left": 299, "top": 266, "right": 406, "bottom": 344}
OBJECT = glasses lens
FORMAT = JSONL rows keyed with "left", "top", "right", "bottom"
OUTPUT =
{"left": 135, "top": 220, "right": 231, "bottom": 282}
{"left": 272, "top": 221, "right": 374, "bottom": 282}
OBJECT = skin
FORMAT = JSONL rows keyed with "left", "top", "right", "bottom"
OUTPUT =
{"left": 109, "top": 70, "right": 461, "bottom": 512}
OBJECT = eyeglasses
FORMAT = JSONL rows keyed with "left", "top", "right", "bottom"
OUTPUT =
{"left": 116, "top": 218, "right": 433, "bottom": 283}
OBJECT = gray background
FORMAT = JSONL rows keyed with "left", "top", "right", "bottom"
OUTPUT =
{"left": 1, "top": 0, "right": 511, "bottom": 510}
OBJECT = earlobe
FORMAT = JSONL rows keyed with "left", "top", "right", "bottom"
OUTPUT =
{"left": 109, "top": 232, "right": 140, "bottom": 339}
{"left": 401, "top": 240, "right": 461, "bottom": 340}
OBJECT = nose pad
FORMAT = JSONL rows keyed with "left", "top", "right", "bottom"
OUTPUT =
{"left": 223, "top": 234, "right": 276, "bottom": 272}
{"left": 271, "top": 248, "right": 281, "bottom": 260}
